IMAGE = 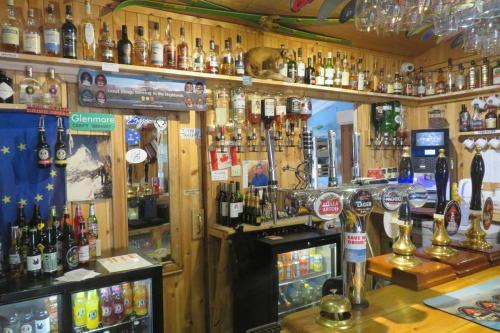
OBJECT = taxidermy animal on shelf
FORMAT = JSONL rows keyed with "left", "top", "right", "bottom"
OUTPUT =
{"left": 245, "top": 47, "right": 294, "bottom": 82}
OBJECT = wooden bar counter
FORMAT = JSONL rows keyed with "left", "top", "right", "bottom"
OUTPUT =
{"left": 282, "top": 266, "right": 500, "bottom": 333}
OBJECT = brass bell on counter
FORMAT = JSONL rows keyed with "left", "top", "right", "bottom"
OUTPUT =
{"left": 315, "top": 292, "right": 353, "bottom": 330}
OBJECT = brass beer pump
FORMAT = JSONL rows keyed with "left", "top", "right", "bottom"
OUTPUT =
{"left": 389, "top": 199, "right": 421, "bottom": 268}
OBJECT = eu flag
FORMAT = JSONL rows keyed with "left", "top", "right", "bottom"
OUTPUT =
{"left": 0, "top": 111, "right": 67, "bottom": 248}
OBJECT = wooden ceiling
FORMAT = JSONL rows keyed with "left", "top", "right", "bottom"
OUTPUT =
{"left": 160, "top": 0, "right": 438, "bottom": 57}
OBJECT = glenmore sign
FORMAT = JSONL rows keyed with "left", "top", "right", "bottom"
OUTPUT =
{"left": 70, "top": 113, "right": 116, "bottom": 131}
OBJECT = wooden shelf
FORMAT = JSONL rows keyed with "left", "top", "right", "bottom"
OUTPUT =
{"left": 0, "top": 103, "right": 27, "bottom": 111}
{"left": 208, "top": 215, "right": 323, "bottom": 239}
{"left": 458, "top": 129, "right": 500, "bottom": 137}
{"left": 418, "top": 85, "right": 500, "bottom": 106}
{"left": 128, "top": 222, "right": 171, "bottom": 236}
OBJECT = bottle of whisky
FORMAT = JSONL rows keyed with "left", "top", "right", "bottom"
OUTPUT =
{"left": 435, "top": 69, "right": 446, "bottom": 94}
{"left": 468, "top": 60, "right": 477, "bottom": 89}
{"left": 43, "top": 3, "right": 61, "bottom": 57}
{"left": 23, "top": 8, "right": 41, "bottom": 55}
{"left": 356, "top": 58, "right": 365, "bottom": 91}
{"left": 378, "top": 68, "right": 386, "bottom": 93}
{"left": 304, "top": 57, "right": 314, "bottom": 84}
{"left": 459, "top": 104, "right": 471, "bottom": 132}
{"left": 206, "top": 40, "right": 219, "bottom": 74}
{"left": 133, "top": 26, "right": 148, "bottom": 66}
{"left": 279, "top": 44, "right": 288, "bottom": 77}
{"left": 261, "top": 93, "right": 275, "bottom": 129}
{"left": 177, "top": 27, "right": 189, "bottom": 70}
{"left": 164, "top": 17, "right": 176, "bottom": 68}
{"left": 0, "top": 0, "right": 21, "bottom": 53}
{"left": 404, "top": 73, "right": 413, "bottom": 96}
{"left": 0, "top": 70, "right": 14, "bottom": 103}
{"left": 99, "top": 22, "right": 115, "bottom": 63}
{"left": 150, "top": 22, "right": 163, "bottom": 67}
{"left": 333, "top": 52, "right": 342, "bottom": 87}
{"left": 19, "top": 66, "right": 42, "bottom": 105}
{"left": 37, "top": 116, "right": 51, "bottom": 168}
{"left": 456, "top": 63, "right": 466, "bottom": 90}
{"left": 234, "top": 34, "right": 245, "bottom": 76}
{"left": 485, "top": 105, "right": 497, "bottom": 130}
{"left": 425, "top": 71, "right": 434, "bottom": 95}
{"left": 446, "top": 58, "right": 455, "bottom": 92}
{"left": 191, "top": 37, "right": 205, "bottom": 73}
{"left": 221, "top": 39, "right": 235, "bottom": 76}
{"left": 417, "top": 67, "right": 426, "bottom": 96}
{"left": 43, "top": 68, "right": 61, "bottom": 106}
{"left": 315, "top": 52, "right": 324, "bottom": 86}
{"left": 62, "top": 5, "right": 77, "bottom": 59}
{"left": 55, "top": 116, "right": 67, "bottom": 167}
{"left": 324, "top": 52, "right": 334, "bottom": 87}
{"left": 118, "top": 25, "right": 132, "bottom": 65}
{"left": 493, "top": 60, "right": 500, "bottom": 85}
{"left": 81, "top": 0, "right": 96, "bottom": 60}
{"left": 471, "top": 103, "right": 484, "bottom": 130}
{"left": 481, "top": 57, "right": 490, "bottom": 87}
{"left": 287, "top": 50, "right": 297, "bottom": 82}
{"left": 296, "top": 48, "right": 305, "bottom": 84}
{"left": 393, "top": 73, "right": 403, "bottom": 94}
{"left": 341, "top": 56, "right": 351, "bottom": 89}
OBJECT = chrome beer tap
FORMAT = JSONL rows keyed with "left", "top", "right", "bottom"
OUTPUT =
{"left": 327, "top": 130, "right": 338, "bottom": 187}
{"left": 352, "top": 132, "right": 361, "bottom": 182}
{"left": 266, "top": 129, "right": 278, "bottom": 224}
{"left": 301, "top": 126, "right": 318, "bottom": 189}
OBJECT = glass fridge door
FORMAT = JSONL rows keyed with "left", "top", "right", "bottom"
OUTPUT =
{"left": 71, "top": 278, "right": 153, "bottom": 333}
{"left": 277, "top": 244, "right": 337, "bottom": 318}
{"left": 0, "top": 294, "right": 61, "bottom": 332}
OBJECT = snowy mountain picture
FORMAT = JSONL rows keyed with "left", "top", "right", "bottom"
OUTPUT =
{"left": 67, "top": 135, "right": 112, "bottom": 201}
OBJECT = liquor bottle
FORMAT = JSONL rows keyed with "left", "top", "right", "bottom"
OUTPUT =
{"left": 417, "top": 67, "right": 426, "bottom": 97}
{"left": 481, "top": 57, "right": 490, "bottom": 87}
{"left": 118, "top": 25, "right": 132, "bottom": 65}
{"left": 133, "top": 26, "right": 148, "bottom": 66}
{"left": 296, "top": 48, "right": 305, "bottom": 84}
{"left": 378, "top": 68, "right": 386, "bottom": 93}
{"left": 470, "top": 148, "right": 484, "bottom": 211}
{"left": 386, "top": 71, "right": 394, "bottom": 94}
{"left": 435, "top": 149, "right": 449, "bottom": 214}
{"left": 435, "top": 68, "right": 445, "bottom": 94}
{"left": 43, "top": 3, "right": 60, "bottom": 57}
{"left": 459, "top": 104, "right": 471, "bottom": 132}
{"left": 73, "top": 204, "right": 84, "bottom": 240}
{"left": 485, "top": 105, "right": 497, "bottom": 130}
{"left": 331, "top": 53, "right": 341, "bottom": 87}
{"left": 341, "top": 56, "right": 351, "bottom": 89}
{"left": 398, "top": 147, "right": 413, "bottom": 184}
{"left": 493, "top": 60, "right": 500, "bottom": 85}
{"left": 356, "top": 58, "right": 365, "bottom": 91}
{"left": 425, "top": 71, "right": 434, "bottom": 95}
{"left": 150, "top": 22, "right": 163, "bottom": 67}
{"left": 8, "top": 209, "right": 22, "bottom": 276}
{"left": 247, "top": 89, "right": 261, "bottom": 126}
{"left": 371, "top": 63, "right": 379, "bottom": 92}
{"left": 229, "top": 182, "right": 239, "bottom": 226}
{"left": 287, "top": 50, "right": 297, "bottom": 82}
{"left": 305, "top": 57, "right": 314, "bottom": 85}
{"left": 221, "top": 39, "right": 235, "bottom": 76}
{"left": 20, "top": 66, "right": 42, "bottom": 105}
{"left": 37, "top": 116, "right": 51, "bottom": 168}
{"left": 112, "top": 285, "right": 125, "bottom": 322}
{"left": 468, "top": 60, "right": 477, "bottom": 89}
{"left": 23, "top": 8, "right": 41, "bottom": 55}
{"left": 234, "top": 34, "right": 245, "bottom": 76}
{"left": 191, "top": 37, "right": 205, "bottom": 72}
{"left": 43, "top": 68, "right": 62, "bottom": 107}
{"left": 471, "top": 103, "right": 483, "bottom": 130}
{"left": 42, "top": 210, "right": 57, "bottom": 275}
{"left": 275, "top": 92, "right": 286, "bottom": 129}
{"left": 446, "top": 58, "right": 455, "bottom": 92}
{"left": 404, "top": 73, "right": 413, "bottom": 96}
{"left": 235, "top": 182, "right": 244, "bottom": 221}
{"left": 206, "top": 40, "right": 219, "bottom": 74}
{"left": 279, "top": 44, "right": 288, "bottom": 77}
{"left": 0, "top": 70, "right": 14, "bottom": 103}
{"left": 0, "top": 0, "right": 21, "bottom": 53}
{"left": 177, "top": 27, "right": 189, "bottom": 70}
{"left": 223, "top": 183, "right": 231, "bottom": 225}
{"left": 87, "top": 201, "right": 100, "bottom": 259}
{"left": 219, "top": 183, "right": 228, "bottom": 225}
{"left": 392, "top": 72, "right": 402, "bottom": 94}
{"left": 62, "top": 5, "right": 77, "bottom": 59}
{"left": 63, "top": 205, "right": 78, "bottom": 271}
{"left": 230, "top": 86, "right": 246, "bottom": 136}
{"left": 261, "top": 93, "right": 275, "bottom": 129}
{"left": 81, "top": 0, "right": 96, "bottom": 60}
{"left": 99, "top": 22, "right": 115, "bottom": 63}
{"left": 26, "top": 229, "right": 41, "bottom": 278}
{"left": 456, "top": 63, "right": 466, "bottom": 90}
{"left": 324, "top": 52, "right": 334, "bottom": 87}
{"left": 315, "top": 52, "right": 324, "bottom": 86}
{"left": 164, "top": 17, "right": 176, "bottom": 68}
{"left": 411, "top": 72, "right": 418, "bottom": 96}
{"left": 53, "top": 117, "right": 67, "bottom": 168}
{"left": 78, "top": 215, "right": 89, "bottom": 266}
{"left": 85, "top": 290, "right": 100, "bottom": 330}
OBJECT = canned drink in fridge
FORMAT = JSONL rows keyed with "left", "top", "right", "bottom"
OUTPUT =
{"left": 291, "top": 251, "right": 300, "bottom": 262}
{"left": 293, "top": 261, "right": 301, "bottom": 278}
{"left": 285, "top": 263, "right": 293, "bottom": 280}
{"left": 277, "top": 261, "right": 284, "bottom": 281}
{"left": 299, "top": 256, "right": 309, "bottom": 276}
{"left": 313, "top": 254, "right": 324, "bottom": 272}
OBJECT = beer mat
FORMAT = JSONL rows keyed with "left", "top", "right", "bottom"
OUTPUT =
{"left": 265, "top": 236, "right": 284, "bottom": 240}
{"left": 97, "top": 253, "right": 153, "bottom": 273}
{"left": 56, "top": 268, "right": 101, "bottom": 282}
{"left": 424, "top": 277, "right": 500, "bottom": 331}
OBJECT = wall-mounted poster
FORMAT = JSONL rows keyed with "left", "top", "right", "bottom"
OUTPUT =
{"left": 67, "top": 135, "right": 112, "bottom": 201}
{"left": 242, "top": 160, "right": 269, "bottom": 189}
{"left": 77, "top": 69, "right": 206, "bottom": 111}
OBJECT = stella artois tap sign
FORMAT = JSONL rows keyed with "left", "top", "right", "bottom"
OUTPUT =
{"left": 313, "top": 192, "right": 343, "bottom": 220}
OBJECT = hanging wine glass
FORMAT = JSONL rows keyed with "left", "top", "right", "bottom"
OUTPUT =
{"left": 455, "top": 0, "right": 478, "bottom": 28}
{"left": 478, "top": 0, "right": 500, "bottom": 19}
{"left": 463, "top": 23, "right": 482, "bottom": 53}
{"left": 355, "top": 0, "right": 379, "bottom": 32}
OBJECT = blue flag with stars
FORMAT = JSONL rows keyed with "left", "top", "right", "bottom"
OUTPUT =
{"left": 0, "top": 112, "right": 67, "bottom": 248}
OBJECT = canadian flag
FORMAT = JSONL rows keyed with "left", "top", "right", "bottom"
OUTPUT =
{"left": 209, "top": 149, "right": 232, "bottom": 171}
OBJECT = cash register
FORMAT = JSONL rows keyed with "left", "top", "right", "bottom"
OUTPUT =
{"left": 411, "top": 128, "right": 450, "bottom": 206}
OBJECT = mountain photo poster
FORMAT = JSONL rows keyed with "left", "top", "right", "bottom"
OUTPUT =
{"left": 66, "top": 134, "right": 112, "bottom": 202}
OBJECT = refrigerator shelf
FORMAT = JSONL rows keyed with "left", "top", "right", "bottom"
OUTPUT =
{"left": 278, "top": 300, "right": 320, "bottom": 317}
{"left": 74, "top": 315, "right": 151, "bottom": 333}
{"left": 279, "top": 271, "right": 330, "bottom": 287}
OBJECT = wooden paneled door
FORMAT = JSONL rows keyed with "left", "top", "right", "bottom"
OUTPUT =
{"left": 341, "top": 124, "right": 354, "bottom": 182}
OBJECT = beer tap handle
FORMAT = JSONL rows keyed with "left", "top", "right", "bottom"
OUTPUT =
{"left": 327, "top": 130, "right": 338, "bottom": 187}
{"left": 352, "top": 132, "right": 361, "bottom": 182}
{"left": 266, "top": 129, "right": 278, "bottom": 224}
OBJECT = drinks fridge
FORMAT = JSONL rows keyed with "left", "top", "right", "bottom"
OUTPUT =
{"left": 231, "top": 227, "right": 341, "bottom": 332}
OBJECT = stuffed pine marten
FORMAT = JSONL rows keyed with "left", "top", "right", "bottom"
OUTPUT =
{"left": 244, "top": 47, "right": 294, "bottom": 82}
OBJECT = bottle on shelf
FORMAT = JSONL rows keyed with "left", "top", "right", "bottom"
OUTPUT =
{"left": 43, "top": 67, "right": 62, "bottom": 107}
{"left": 229, "top": 182, "right": 240, "bottom": 226}
{"left": 296, "top": 48, "right": 305, "bottom": 84}
{"left": 54, "top": 209, "right": 63, "bottom": 272}
{"left": 287, "top": 50, "right": 297, "bottom": 82}
{"left": 404, "top": 72, "right": 412, "bottom": 96}
{"left": 230, "top": 86, "right": 246, "bottom": 138}
{"left": 435, "top": 68, "right": 446, "bottom": 94}
{"left": 32, "top": 204, "right": 46, "bottom": 253}
{"left": 341, "top": 55, "right": 351, "bottom": 89}
{"left": 112, "top": 285, "right": 125, "bottom": 322}
{"left": 100, "top": 287, "right": 114, "bottom": 326}
{"left": 87, "top": 201, "right": 99, "bottom": 259}
{"left": 371, "top": 63, "right": 379, "bottom": 92}
{"left": 446, "top": 58, "right": 455, "bottom": 92}
{"left": 133, "top": 26, "right": 148, "bottom": 66}
{"left": 42, "top": 207, "right": 58, "bottom": 275}
{"left": 206, "top": 40, "right": 219, "bottom": 74}
{"left": 356, "top": 58, "right": 365, "bottom": 91}
{"left": 485, "top": 105, "right": 497, "bottom": 130}
{"left": 8, "top": 206, "right": 22, "bottom": 277}
{"left": 493, "top": 60, "right": 500, "bottom": 85}
{"left": 411, "top": 72, "right": 418, "bottom": 96}
{"left": 398, "top": 146, "right": 413, "bottom": 184}
{"left": 324, "top": 52, "right": 334, "bottom": 87}
{"left": 234, "top": 34, "right": 245, "bottom": 76}
{"left": 471, "top": 103, "right": 483, "bottom": 130}
{"left": 425, "top": 71, "right": 434, "bottom": 95}
{"left": 37, "top": 116, "right": 52, "bottom": 168}
{"left": 1, "top": 0, "right": 21, "bottom": 53}
{"left": 417, "top": 67, "right": 426, "bottom": 97}
{"left": 99, "top": 22, "right": 115, "bottom": 63}
{"left": 468, "top": 60, "right": 477, "bottom": 89}
{"left": 314, "top": 52, "right": 324, "bottom": 86}
{"left": 221, "top": 39, "right": 235, "bottom": 76}
{"left": 393, "top": 72, "right": 403, "bottom": 95}
{"left": 122, "top": 282, "right": 134, "bottom": 316}
{"left": 81, "top": 0, "right": 96, "bottom": 60}
{"left": 118, "top": 25, "right": 132, "bottom": 65}
{"left": 333, "top": 52, "right": 343, "bottom": 87}
{"left": 150, "top": 22, "right": 164, "bottom": 68}
{"left": 459, "top": 104, "right": 471, "bottom": 132}
{"left": 176, "top": 26, "right": 189, "bottom": 70}
{"left": 0, "top": 70, "right": 14, "bottom": 103}
{"left": 386, "top": 71, "right": 394, "bottom": 94}
{"left": 305, "top": 56, "right": 314, "bottom": 85}
{"left": 164, "top": 17, "right": 176, "bottom": 68}
{"left": 133, "top": 281, "right": 149, "bottom": 316}
{"left": 77, "top": 211, "right": 89, "bottom": 266}
{"left": 73, "top": 204, "right": 84, "bottom": 240}
{"left": 275, "top": 92, "right": 287, "bottom": 150}
{"left": 22, "top": 8, "right": 41, "bottom": 55}
{"left": 378, "top": 68, "right": 386, "bottom": 93}
{"left": 456, "top": 63, "right": 466, "bottom": 91}
{"left": 279, "top": 44, "right": 288, "bottom": 78}
{"left": 246, "top": 89, "right": 261, "bottom": 149}
{"left": 62, "top": 5, "right": 77, "bottom": 59}
{"left": 26, "top": 229, "right": 41, "bottom": 278}
{"left": 481, "top": 57, "right": 490, "bottom": 87}
{"left": 62, "top": 205, "right": 78, "bottom": 271}
{"left": 19, "top": 66, "right": 42, "bottom": 105}
{"left": 43, "top": 3, "right": 60, "bottom": 57}
{"left": 191, "top": 37, "right": 205, "bottom": 72}
{"left": 261, "top": 93, "right": 275, "bottom": 129}
{"left": 219, "top": 183, "right": 228, "bottom": 225}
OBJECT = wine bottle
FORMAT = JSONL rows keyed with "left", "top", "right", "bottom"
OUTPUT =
{"left": 470, "top": 148, "right": 484, "bottom": 211}
{"left": 435, "top": 149, "right": 449, "bottom": 214}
